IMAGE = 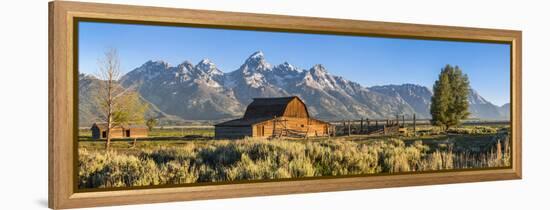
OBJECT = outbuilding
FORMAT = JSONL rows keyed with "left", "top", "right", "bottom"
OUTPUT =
{"left": 90, "top": 123, "right": 149, "bottom": 139}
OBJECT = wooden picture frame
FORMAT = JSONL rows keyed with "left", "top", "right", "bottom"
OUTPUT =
{"left": 49, "top": 1, "right": 522, "bottom": 209}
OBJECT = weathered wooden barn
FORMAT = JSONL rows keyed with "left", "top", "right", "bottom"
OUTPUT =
{"left": 215, "top": 96, "right": 332, "bottom": 139}
{"left": 90, "top": 123, "right": 149, "bottom": 139}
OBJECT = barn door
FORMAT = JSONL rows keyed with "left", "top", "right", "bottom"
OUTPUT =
{"left": 257, "top": 125, "right": 264, "bottom": 136}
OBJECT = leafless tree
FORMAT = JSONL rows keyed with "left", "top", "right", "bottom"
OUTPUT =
{"left": 95, "top": 49, "right": 124, "bottom": 150}
{"left": 93, "top": 49, "right": 149, "bottom": 150}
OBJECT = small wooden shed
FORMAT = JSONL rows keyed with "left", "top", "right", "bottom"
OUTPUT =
{"left": 90, "top": 123, "right": 149, "bottom": 139}
{"left": 215, "top": 96, "right": 331, "bottom": 139}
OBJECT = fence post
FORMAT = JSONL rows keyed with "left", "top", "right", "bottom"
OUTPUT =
{"left": 366, "top": 118, "right": 370, "bottom": 133}
{"left": 396, "top": 114, "right": 399, "bottom": 126}
{"left": 360, "top": 118, "right": 364, "bottom": 134}
{"left": 348, "top": 120, "right": 351, "bottom": 136}
{"left": 342, "top": 120, "right": 345, "bottom": 131}
{"left": 413, "top": 113, "right": 416, "bottom": 136}
{"left": 341, "top": 121, "right": 344, "bottom": 135}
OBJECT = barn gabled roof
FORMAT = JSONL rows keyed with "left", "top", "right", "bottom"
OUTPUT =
{"left": 242, "top": 96, "right": 309, "bottom": 119}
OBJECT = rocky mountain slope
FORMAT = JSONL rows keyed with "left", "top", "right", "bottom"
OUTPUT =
{"left": 79, "top": 51, "right": 509, "bottom": 124}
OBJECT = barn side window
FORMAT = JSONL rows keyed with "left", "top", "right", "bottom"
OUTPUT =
{"left": 102, "top": 131, "right": 107, "bottom": 138}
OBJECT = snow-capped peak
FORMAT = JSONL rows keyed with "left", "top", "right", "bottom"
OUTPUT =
{"left": 177, "top": 61, "right": 194, "bottom": 73}
{"left": 276, "top": 62, "right": 301, "bottom": 72}
{"left": 181, "top": 60, "right": 193, "bottom": 66}
{"left": 240, "top": 51, "right": 271, "bottom": 73}
{"left": 300, "top": 64, "right": 341, "bottom": 91}
{"left": 198, "top": 58, "right": 214, "bottom": 65}
{"left": 282, "top": 61, "right": 293, "bottom": 67}
{"left": 310, "top": 64, "right": 328, "bottom": 75}
{"left": 196, "top": 58, "right": 216, "bottom": 70}
{"left": 244, "top": 51, "right": 266, "bottom": 64}
{"left": 273, "top": 62, "right": 302, "bottom": 74}
{"left": 194, "top": 59, "right": 222, "bottom": 75}
{"left": 248, "top": 51, "right": 264, "bottom": 60}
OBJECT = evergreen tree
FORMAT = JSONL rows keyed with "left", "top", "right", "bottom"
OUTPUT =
{"left": 430, "top": 65, "right": 470, "bottom": 131}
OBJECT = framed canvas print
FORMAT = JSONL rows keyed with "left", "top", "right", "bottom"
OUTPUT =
{"left": 49, "top": 1, "right": 522, "bottom": 209}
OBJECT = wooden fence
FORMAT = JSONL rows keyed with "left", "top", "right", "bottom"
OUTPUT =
{"left": 328, "top": 113, "right": 510, "bottom": 137}
{"left": 329, "top": 114, "right": 413, "bottom": 136}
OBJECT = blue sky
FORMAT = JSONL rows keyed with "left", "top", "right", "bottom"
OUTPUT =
{"left": 78, "top": 21, "right": 510, "bottom": 106}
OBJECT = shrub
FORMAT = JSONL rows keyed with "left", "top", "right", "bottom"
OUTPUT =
{"left": 79, "top": 135, "right": 511, "bottom": 189}
{"left": 447, "top": 126, "right": 499, "bottom": 135}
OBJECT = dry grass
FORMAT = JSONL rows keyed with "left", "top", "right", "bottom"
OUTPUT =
{"left": 410, "top": 125, "right": 508, "bottom": 136}
{"left": 78, "top": 133, "right": 510, "bottom": 189}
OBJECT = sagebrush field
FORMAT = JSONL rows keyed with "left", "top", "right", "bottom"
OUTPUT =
{"left": 78, "top": 125, "right": 510, "bottom": 189}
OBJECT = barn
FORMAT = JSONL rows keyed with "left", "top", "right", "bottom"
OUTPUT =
{"left": 214, "top": 96, "right": 332, "bottom": 139}
{"left": 90, "top": 123, "right": 149, "bottom": 139}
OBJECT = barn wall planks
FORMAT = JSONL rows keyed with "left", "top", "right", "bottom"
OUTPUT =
{"left": 282, "top": 98, "right": 309, "bottom": 118}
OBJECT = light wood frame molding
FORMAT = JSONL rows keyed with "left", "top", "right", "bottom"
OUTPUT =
{"left": 49, "top": 1, "right": 522, "bottom": 209}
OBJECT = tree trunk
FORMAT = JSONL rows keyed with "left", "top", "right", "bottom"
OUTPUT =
{"left": 105, "top": 117, "right": 112, "bottom": 150}
{"left": 105, "top": 130, "right": 111, "bottom": 150}
{"left": 105, "top": 103, "right": 112, "bottom": 150}
{"left": 105, "top": 73, "right": 114, "bottom": 150}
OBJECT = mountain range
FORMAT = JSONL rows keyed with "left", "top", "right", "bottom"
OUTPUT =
{"left": 79, "top": 51, "right": 509, "bottom": 126}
